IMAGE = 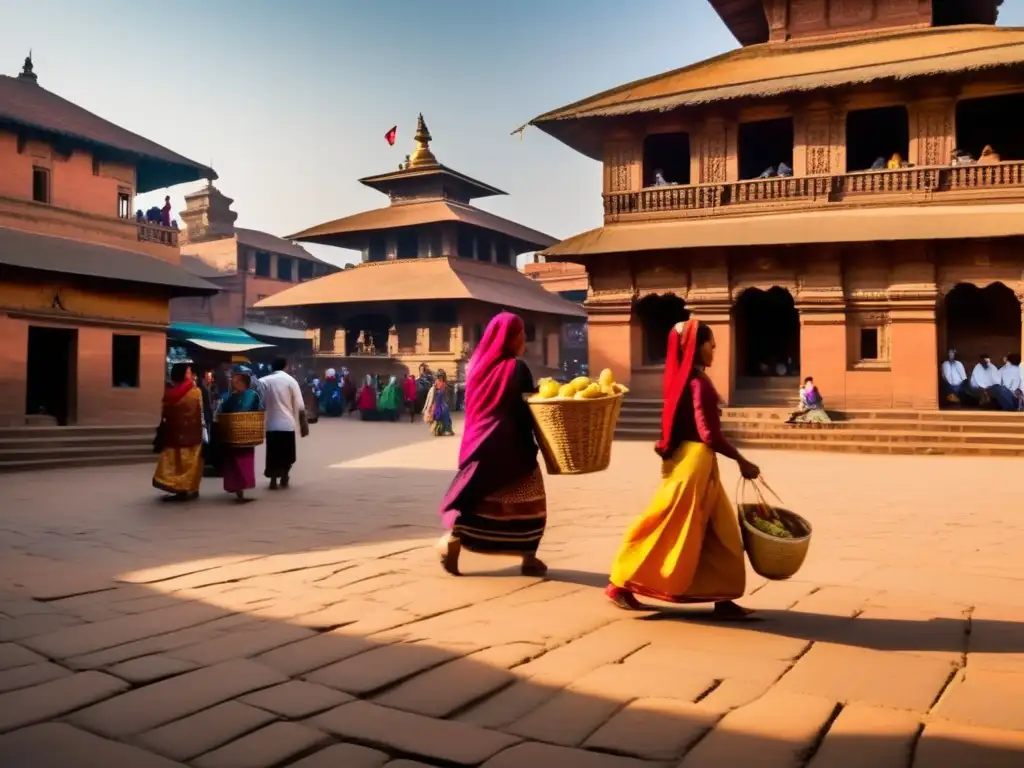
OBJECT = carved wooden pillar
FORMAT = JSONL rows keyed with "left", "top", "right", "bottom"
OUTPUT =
{"left": 889, "top": 244, "right": 939, "bottom": 409}
{"left": 795, "top": 246, "right": 848, "bottom": 409}
{"left": 319, "top": 326, "right": 335, "bottom": 353}
{"left": 797, "top": 105, "right": 845, "bottom": 177}
{"left": 603, "top": 139, "right": 641, "bottom": 194}
{"left": 909, "top": 97, "right": 955, "bottom": 167}
{"left": 695, "top": 118, "right": 729, "bottom": 185}
{"left": 387, "top": 326, "right": 399, "bottom": 356}
{"left": 415, "top": 326, "right": 429, "bottom": 354}
{"left": 332, "top": 329, "right": 346, "bottom": 355}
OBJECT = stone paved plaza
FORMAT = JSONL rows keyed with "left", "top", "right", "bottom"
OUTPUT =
{"left": 1, "top": 417, "right": 1023, "bottom": 767}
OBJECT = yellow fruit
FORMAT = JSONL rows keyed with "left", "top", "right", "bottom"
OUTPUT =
{"left": 570, "top": 376, "right": 591, "bottom": 391}
{"left": 579, "top": 384, "right": 605, "bottom": 399}
{"left": 600, "top": 384, "right": 615, "bottom": 395}
{"left": 598, "top": 368, "right": 614, "bottom": 387}
{"left": 538, "top": 380, "right": 560, "bottom": 399}
{"left": 612, "top": 383, "right": 630, "bottom": 394}
{"left": 558, "top": 383, "right": 576, "bottom": 399}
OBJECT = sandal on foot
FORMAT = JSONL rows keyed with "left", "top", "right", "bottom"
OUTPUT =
{"left": 438, "top": 537, "right": 461, "bottom": 576}
{"left": 605, "top": 584, "right": 642, "bottom": 610}
{"left": 520, "top": 558, "right": 548, "bottom": 577}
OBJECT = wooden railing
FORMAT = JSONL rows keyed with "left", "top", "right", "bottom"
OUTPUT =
{"left": 136, "top": 221, "right": 179, "bottom": 247}
{"left": 603, "top": 161, "right": 1024, "bottom": 220}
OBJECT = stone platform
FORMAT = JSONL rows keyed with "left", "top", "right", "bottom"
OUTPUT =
{"left": 617, "top": 400, "right": 1024, "bottom": 456}
{"left": 1, "top": 418, "right": 1023, "bottom": 767}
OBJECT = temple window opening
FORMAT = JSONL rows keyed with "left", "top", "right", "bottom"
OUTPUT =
{"left": 942, "top": 282, "right": 1021, "bottom": 370}
{"left": 31, "top": 166, "right": 50, "bottom": 203}
{"left": 298, "top": 261, "right": 314, "bottom": 281}
{"left": 457, "top": 226, "right": 474, "bottom": 259}
{"left": 276, "top": 256, "right": 293, "bottom": 281}
{"left": 254, "top": 251, "right": 271, "bottom": 277}
{"left": 956, "top": 94, "right": 1024, "bottom": 163}
{"left": 635, "top": 293, "right": 689, "bottom": 366}
{"left": 738, "top": 117, "right": 794, "bottom": 180}
{"left": 643, "top": 133, "right": 691, "bottom": 187}
{"left": 477, "top": 234, "right": 491, "bottom": 262}
{"left": 846, "top": 106, "right": 911, "bottom": 172}
{"left": 396, "top": 229, "right": 419, "bottom": 259}
{"left": 734, "top": 287, "right": 800, "bottom": 378}
{"left": 117, "top": 189, "right": 132, "bottom": 219}
{"left": 859, "top": 328, "right": 880, "bottom": 362}
{"left": 367, "top": 235, "right": 386, "bottom": 262}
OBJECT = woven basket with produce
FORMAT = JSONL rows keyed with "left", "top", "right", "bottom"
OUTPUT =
{"left": 525, "top": 369, "right": 627, "bottom": 475}
{"left": 217, "top": 411, "right": 266, "bottom": 448}
{"left": 737, "top": 478, "right": 811, "bottom": 580}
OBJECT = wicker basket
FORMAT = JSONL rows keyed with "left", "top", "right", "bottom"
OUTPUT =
{"left": 737, "top": 479, "right": 812, "bottom": 580}
{"left": 526, "top": 393, "right": 623, "bottom": 475}
{"left": 217, "top": 411, "right": 265, "bottom": 447}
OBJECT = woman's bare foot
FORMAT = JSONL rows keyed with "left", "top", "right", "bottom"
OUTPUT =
{"left": 438, "top": 535, "right": 461, "bottom": 576}
{"left": 605, "top": 584, "right": 642, "bottom": 610}
{"left": 520, "top": 556, "right": 547, "bottom": 577}
{"left": 713, "top": 600, "right": 755, "bottom": 619}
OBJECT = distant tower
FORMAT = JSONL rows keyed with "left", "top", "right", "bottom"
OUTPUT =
{"left": 17, "top": 51, "right": 37, "bottom": 84}
{"left": 179, "top": 182, "right": 238, "bottom": 244}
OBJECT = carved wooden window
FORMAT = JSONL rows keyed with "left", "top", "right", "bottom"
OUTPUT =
{"left": 738, "top": 118, "right": 794, "bottom": 181}
{"left": 32, "top": 166, "right": 49, "bottom": 204}
{"left": 111, "top": 334, "right": 141, "bottom": 388}
{"left": 850, "top": 314, "right": 891, "bottom": 368}
{"left": 956, "top": 94, "right": 1024, "bottom": 162}
{"left": 643, "top": 133, "right": 690, "bottom": 187}
{"left": 859, "top": 328, "right": 879, "bottom": 361}
{"left": 846, "top": 106, "right": 910, "bottom": 172}
{"left": 117, "top": 188, "right": 132, "bottom": 219}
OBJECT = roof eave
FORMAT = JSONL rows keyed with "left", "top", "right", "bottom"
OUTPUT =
{"left": 358, "top": 166, "right": 507, "bottom": 198}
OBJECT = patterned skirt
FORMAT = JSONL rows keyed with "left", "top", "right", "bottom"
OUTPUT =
{"left": 452, "top": 468, "right": 547, "bottom": 556}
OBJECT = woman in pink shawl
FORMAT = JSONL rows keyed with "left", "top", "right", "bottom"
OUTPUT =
{"left": 437, "top": 312, "right": 547, "bottom": 577}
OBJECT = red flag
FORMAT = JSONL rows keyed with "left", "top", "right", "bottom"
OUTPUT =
{"left": 385, "top": 126, "right": 397, "bottom": 146}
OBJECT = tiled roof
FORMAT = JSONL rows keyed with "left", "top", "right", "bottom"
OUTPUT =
{"left": 254, "top": 256, "right": 586, "bottom": 318}
{"left": 0, "top": 74, "right": 215, "bottom": 193}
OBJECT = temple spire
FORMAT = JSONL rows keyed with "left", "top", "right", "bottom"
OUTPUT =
{"left": 18, "top": 51, "right": 37, "bottom": 84}
{"left": 407, "top": 113, "right": 438, "bottom": 169}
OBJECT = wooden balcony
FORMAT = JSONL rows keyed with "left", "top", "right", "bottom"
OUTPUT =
{"left": 603, "top": 161, "right": 1024, "bottom": 222}
{"left": 136, "top": 221, "right": 179, "bottom": 247}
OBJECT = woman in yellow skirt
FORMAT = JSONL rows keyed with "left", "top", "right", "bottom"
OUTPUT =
{"left": 606, "top": 319, "right": 760, "bottom": 619}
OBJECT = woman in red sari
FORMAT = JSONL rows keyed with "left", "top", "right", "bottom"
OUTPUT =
{"left": 606, "top": 320, "right": 760, "bottom": 618}
{"left": 153, "top": 363, "right": 204, "bottom": 501}
{"left": 437, "top": 312, "right": 546, "bottom": 576}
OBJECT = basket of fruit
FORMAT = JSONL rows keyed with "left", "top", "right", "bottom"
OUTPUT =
{"left": 526, "top": 369, "right": 627, "bottom": 475}
{"left": 736, "top": 479, "right": 811, "bottom": 580}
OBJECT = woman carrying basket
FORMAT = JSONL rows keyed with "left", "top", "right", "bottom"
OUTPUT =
{"left": 606, "top": 320, "right": 760, "bottom": 619}
{"left": 437, "top": 312, "right": 547, "bottom": 577}
{"left": 218, "top": 365, "right": 263, "bottom": 504}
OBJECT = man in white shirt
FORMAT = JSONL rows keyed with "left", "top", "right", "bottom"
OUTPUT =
{"left": 999, "top": 354, "right": 1024, "bottom": 411}
{"left": 256, "top": 358, "right": 308, "bottom": 490}
{"left": 940, "top": 348, "right": 969, "bottom": 405}
{"left": 969, "top": 353, "right": 1014, "bottom": 410}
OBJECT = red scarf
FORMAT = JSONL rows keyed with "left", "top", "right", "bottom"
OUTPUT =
{"left": 656, "top": 319, "right": 699, "bottom": 456}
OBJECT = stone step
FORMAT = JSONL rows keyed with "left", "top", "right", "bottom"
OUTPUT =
{"left": 613, "top": 428, "right": 1024, "bottom": 457}
{"left": 0, "top": 435, "right": 154, "bottom": 450}
{"left": 0, "top": 452, "right": 155, "bottom": 474}
{"left": 0, "top": 444, "right": 156, "bottom": 464}
{"left": 0, "top": 425, "right": 156, "bottom": 440}
{"left": 621, "top": 401, "right": 1024, "bottom": 423}
{"left": 618, "top": 415, "right": 1024, "bottom": 435}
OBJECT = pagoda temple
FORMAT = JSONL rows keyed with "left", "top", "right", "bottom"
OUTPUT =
{"left": 256, "top": 116, "right": 584, "bottom": 383}
{"left": 523, "top": 0, "right": 1024, "bottom": 411}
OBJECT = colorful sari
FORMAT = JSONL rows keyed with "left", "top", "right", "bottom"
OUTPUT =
{"left": 357, "top": 375, "right": 379, "bottom": 420}
{"left": 608, "top": 319, "right": 746, "bottom": 603}
{"left": 378, "top": 376, "right": 401, "bottom": 421}
{"left": 423, "top": 380, "right": 454, "bottom": 436}
{"left": 218, "top": 386, "right": 261, "bottom": 494}
{"left": 153, "top": 381, "right": 204, "bottom": 497}
{"left": 439, "top": 312, "right": 545, "bottom": 555}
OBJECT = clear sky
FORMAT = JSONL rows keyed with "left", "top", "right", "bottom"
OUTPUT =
{"left": 4, "top": 1, "right": 1023, "bottom": 267}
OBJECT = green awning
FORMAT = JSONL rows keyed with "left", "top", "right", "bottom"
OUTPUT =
{"left": 167, "top": 323, "right": 273, "bottom": 353}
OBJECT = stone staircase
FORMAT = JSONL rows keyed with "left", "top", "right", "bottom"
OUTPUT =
{"left": 616, "top": 399, "right": 1024, "bottom": 457}
{"left": 0, "top": 425, "right": 156, "bottom": 473}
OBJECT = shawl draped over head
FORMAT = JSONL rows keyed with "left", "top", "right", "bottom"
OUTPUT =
{"left": 459, "top": 312, "right": 525, "bottom": 466}
{"left": 656, "top": 319, "right": 700, "bottom": 457}
{"left": 164, "top": 378, "right": 194, "bottom": 406}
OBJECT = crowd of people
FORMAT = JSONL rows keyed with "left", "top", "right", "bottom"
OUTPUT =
{"left": 307, "top": 365, "right": 459, "bottom": 436}
{"left": 941, "top": 349, "right": 1024, "bottom": 411}
{"left": 153, "top": 357, "right": 308, "bottom": 504}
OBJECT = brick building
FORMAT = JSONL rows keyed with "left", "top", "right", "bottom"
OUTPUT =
{"left": 524, "top": 0, "right": 1024, "bottom": 411}
{"left": 0, "top": 56, "right": 216, "bottom": 429}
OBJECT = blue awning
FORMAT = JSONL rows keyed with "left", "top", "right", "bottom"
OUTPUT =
{"left": 167, "top": 323, "right": 273, "bottom": 353}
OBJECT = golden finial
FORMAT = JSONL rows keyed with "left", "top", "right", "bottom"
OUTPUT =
{"left": 407, "top": 113, "right": 438, "bottom": 168}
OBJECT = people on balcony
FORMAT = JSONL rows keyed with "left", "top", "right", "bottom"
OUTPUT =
{"left": 978, "top": 145, "right": 1001, "bottom": 165}
{"left": 161, "top": 195, "right": 172, "bottom": 227}
{"left": 652, "top": 168, "right": 673, "bottom": 187}
{"left": 940, "top": 349, "right": 971, "bottom": 405}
